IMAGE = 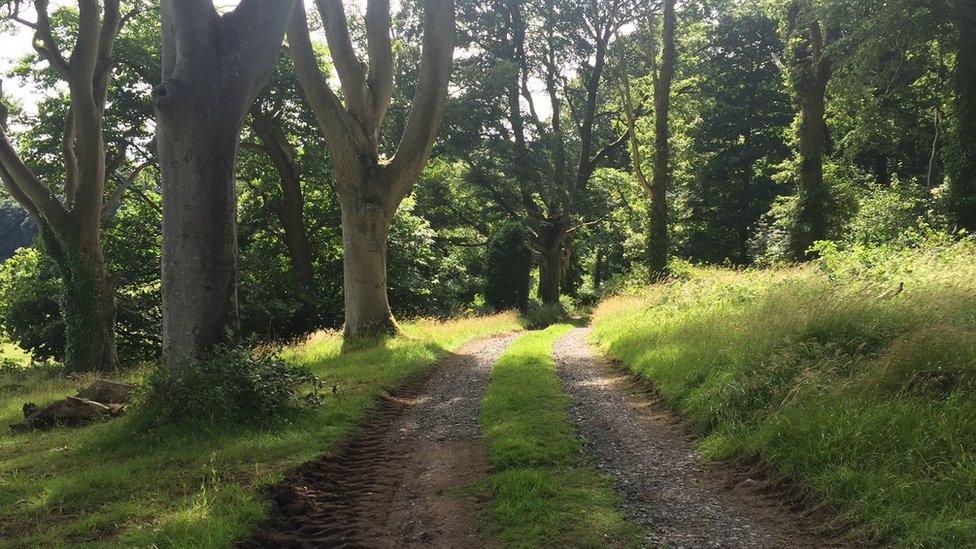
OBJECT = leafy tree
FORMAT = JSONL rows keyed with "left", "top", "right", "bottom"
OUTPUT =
{"left": 484, "top": 222, "right": 532, "bottom": 312}
{"left": 286, "top": 0, "right": 456, "bottom": 341}
{"left": 683, "top": 10, "right": 793, "bottom": 265}
{"left": 0, "top": 0, "right": 144, "bottom": 371}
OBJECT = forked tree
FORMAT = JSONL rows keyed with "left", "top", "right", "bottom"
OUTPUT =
{"left": 154, "top": 0, "right": 296, "bottom": 367}
{"left": 287, "top": 0, "right": 456, "bottom": 339}
{"left": 0, "top": 0, "right": 130, "bottom": 372}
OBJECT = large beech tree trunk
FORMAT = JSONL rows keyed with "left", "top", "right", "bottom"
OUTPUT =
{"left": 157, "top": 109, "right": 243, "bottom": 365}
{"left": 952, "top": 0, "right": 976, "bottom": 230}
{"left": 155, "top": 1, "right": 296, "bottom": 367}
{"left": 287, "top": 0, "right": 455, "bottom": 342}
{"left": 340, "top": 194, "right": 396, "bottom": 337}
{"left": 649, "top": 0, "right": 676, "bottom": 279}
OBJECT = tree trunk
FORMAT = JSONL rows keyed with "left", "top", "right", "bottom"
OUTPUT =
{"left": 794, "top": 84, "right": 830, "bottom": 258}
{"left": 535, "top": 220, "right": 567, "bottom": 305}
{"left": 952, "top": 0, "right": 976, "bottom": 230}
{"left": 538, "top": 244, "right": 562, "bottom": 306}
{"left": 156, "top": 2, "right": 296, "bottom": 367}
{"left": 250, "top": 108, "right": 316, "bottom": 288}
{"left": 278, "top": 191, "right": 316, "bottom": 289}
{"left": 44, "top": 229, "right": 118, "bottom": 372}
{"left": 649, "top": 0, "right": 676, "bottom": 280}
{"left": 157, "top": 108, "right": 242, "bottom": 367}
{"left": 340, "top": 191, "right": 397, "bottom": 339}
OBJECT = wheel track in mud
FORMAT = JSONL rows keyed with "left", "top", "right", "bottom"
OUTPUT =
{"left": 241, "top": 333, "right": 518, "bottom": 549}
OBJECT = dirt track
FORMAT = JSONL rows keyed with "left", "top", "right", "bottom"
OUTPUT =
{"left": 554, "top": 327, "right": 848, "bottom": 548}
{"left": 243, "top": 327, "right": 858, "bottom": 548}
{"left": 242, "top": 333, "right": 517, "bottom": 548}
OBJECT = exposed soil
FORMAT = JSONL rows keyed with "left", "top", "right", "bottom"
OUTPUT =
{"left": 553, "top": 327, "right": 856, "bottom": 549}
{"left": 242, "top": 333, "right": 518, "bottom": 548}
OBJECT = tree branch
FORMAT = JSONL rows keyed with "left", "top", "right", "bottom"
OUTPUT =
{"left": 387, "top": 0, "right": 456, "bottom": 199}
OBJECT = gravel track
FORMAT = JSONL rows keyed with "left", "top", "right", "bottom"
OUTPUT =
{"left": 554, "top": 327, "right": 836, "bottom": 549}
{"left": 243, "top": 333, "right": 518, "bottom": 548}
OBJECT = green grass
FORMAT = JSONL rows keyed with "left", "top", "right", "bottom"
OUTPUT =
{"left": 0, "top": 340, "right": 30, "bottom": 366}
{"left": 592, "top": 240, "right": 976, "bottom": 548}
{"left": 0, "top": 313, "right": 520, "bottom": 547}
{"left": 481, "top": 325, "right": 641, "bottom": 548}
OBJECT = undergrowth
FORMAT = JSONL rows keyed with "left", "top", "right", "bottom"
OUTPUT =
{"left": 0, "top": 313, "right": 520, "bottom": 547}
{"left": 481, "top": 324, "right": 641, "bottom": 547}
{"left": 592, "top": 239, "right": 976, "bottom": 547}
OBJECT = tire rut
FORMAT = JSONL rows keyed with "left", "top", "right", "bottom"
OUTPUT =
{"left": 553, "top": 327, "right": 850, "bottom": 549}
{"left": 242, "top": 333, "right": 518, "bottom": 548}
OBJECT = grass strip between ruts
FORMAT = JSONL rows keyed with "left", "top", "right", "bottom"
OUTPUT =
{"left": 481, "top": 324, "right": 641, "bottom": 548}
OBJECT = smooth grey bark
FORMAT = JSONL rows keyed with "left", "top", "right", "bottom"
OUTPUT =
{"left": 287, "top": 0, "right": 455, "bottom": 341}
{"left": 155, "top": 0, "right": 296, "bottom": 368}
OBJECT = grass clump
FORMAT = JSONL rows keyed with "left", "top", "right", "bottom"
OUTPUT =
{"left": 481, "top": 325, "right": 641, "bottom": 547}
{"left": 592, "top": 239, "right": 976, "bottom": 547}
{"left": 0, "top": 313, "right": 520, "bottom": 547}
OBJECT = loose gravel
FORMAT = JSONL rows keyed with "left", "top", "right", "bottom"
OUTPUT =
{"left": 554, "top": 327, "right": 836, "bottom": 549}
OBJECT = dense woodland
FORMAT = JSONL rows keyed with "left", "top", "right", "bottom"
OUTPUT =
{"left": 0, "top": 0, "right": 975, "bottom": 546}
{"left": 0, "top": 0, "right": 970, "bottom": 372}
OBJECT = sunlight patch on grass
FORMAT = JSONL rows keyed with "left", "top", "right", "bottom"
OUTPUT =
{"left": 0, "top": 312, "right": 520, "bottom": 547}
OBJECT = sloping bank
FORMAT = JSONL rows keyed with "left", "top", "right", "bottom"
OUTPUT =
{"left": 592, "top": 241, "right": 976, "bottom": 547}
{"left": 0, "top": 313, "right": 520, "bottom": 547}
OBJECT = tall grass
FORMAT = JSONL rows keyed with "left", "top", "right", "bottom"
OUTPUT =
{"left": 481, "top": 325, "right": 641, "bottom": 547}
{"left": 592, "top": 240, "right": 976, "bottom": 547}
{"left": 0, "top": 313, "right": 520, "bottom": 547}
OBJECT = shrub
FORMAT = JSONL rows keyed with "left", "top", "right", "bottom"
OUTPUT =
{"left": 484, "top": 222, "right": 533, "bottom": 312}
{"left": 0, "top": 247, "right": 64, "bottom": 362}
{"left": 138, "top": 347, "right": 322, "bottom": 427}
{"left": 522, "top": 302, "right": 569, "bottom": 329}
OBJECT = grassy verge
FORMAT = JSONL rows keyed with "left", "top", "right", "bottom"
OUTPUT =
{"left": 0, "top": 313, "right": 520, "bottom": 547}
{"left": 592, "top": 241, "right": 976, "bottom": 547}
{"left": 481, "top": 324, "right": 640, "bottom": 548}
{"left": 0, "top": 340, "right": 30, "bottom": 366}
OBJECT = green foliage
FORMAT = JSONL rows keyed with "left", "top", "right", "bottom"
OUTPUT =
{"left": 750, "top": 159, "right": 862, "bottom": 264}
{"left": 593, "top": 239, "right": 976, "bottom": 546}
{"left": 138, "top": 348, "right": 322, "bottom": 427}
{"left": 481, "top": 325, "right": 641, "bottom": 547}
{"left": 0, "top": 313, "right": 520, "bottom": 546}
{"left": 388, "top": 197, "right": 476, "bottom": 318}
{"left": 521, "top": 302, "right": 570, "bottom": 329}
{"left": 0, "top": 247, "right": 64, "bottom": 362}
{"left": 484, "top": 222, "right": 533, "bottom": 312}
{"left": 682, "top": 9, "right": 793, "bottom": 265}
